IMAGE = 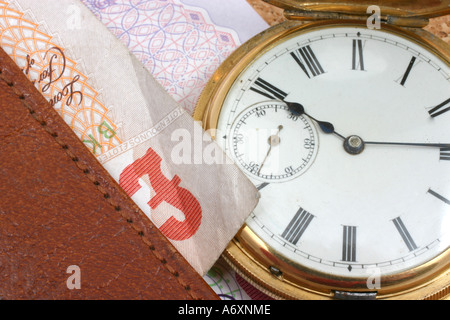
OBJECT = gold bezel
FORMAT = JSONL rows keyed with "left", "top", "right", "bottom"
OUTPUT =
{"left": 225, "top": 227, "right": 450, "bottom": 300}
{"left": 193, "top": 20, "right": 450, "bottom": 300}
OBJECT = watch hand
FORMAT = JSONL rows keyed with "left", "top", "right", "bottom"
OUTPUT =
{"left": 344, "top": 135, "right": 450, "bottom": 155}
{"left": 258, "top": 125, "right": 283, "bottom": 175}
{"left": 364, "top": 141, "right": 450, "bottom": 148}
{"left": 283, "top": 100, "right": 346, "bottom": 140}
{"left": 278, "top": 99, "right": 450, "bottom": 154}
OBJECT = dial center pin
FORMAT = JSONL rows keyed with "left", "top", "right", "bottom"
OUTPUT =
{"left": 268, "top": 125, "right": 283, "bottom": 147}
{"left": 344, "top": 135, "right": 365, "bottom": 155}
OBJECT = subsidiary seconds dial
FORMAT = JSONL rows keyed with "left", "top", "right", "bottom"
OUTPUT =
{"left": 230, "top": 101, "right": 319, "bottom": 182}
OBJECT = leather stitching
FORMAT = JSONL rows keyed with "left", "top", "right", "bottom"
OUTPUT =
{"left": 0, "top": 69, "right": 199, "bottom": 300}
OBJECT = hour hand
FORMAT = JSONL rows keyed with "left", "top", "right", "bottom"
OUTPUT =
{"left": 284, "top": 100, "right": 344, "bottom": 139}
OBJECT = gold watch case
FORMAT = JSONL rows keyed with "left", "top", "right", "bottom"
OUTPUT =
{"left": 193, "top": 5, "right": 450, "bottom": 300}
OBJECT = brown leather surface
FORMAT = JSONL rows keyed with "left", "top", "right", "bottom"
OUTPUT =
{"left": 0, "top": 47, "right": 218, "bottom": 300}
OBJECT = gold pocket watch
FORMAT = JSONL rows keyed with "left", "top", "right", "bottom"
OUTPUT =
{"left": 194, "top": 0, "right": 450, "bottom": 300}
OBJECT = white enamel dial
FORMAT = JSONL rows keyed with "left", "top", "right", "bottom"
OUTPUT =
{"left": 216, "top": 26, "right": 450, "bottom": 279}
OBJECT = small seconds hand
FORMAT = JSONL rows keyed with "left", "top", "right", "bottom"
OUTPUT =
{"left": 257, "top": 125, "right": 283, "bottom": 176}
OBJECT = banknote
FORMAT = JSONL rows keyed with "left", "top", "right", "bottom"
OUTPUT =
{"left": 204, "top": 258, "right": 275, "bottom": 300}
{"left": 77, "top": 0, "right": 269, "bottom": 298}
{"left": 0, "top": 0, "right": 259, "bottom": 276}
{"left": 80, "top": 0, "right": 268, "bottom": 113}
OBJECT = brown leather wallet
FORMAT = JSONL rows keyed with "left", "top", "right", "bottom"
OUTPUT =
{"left": 0, "top": 47, "right": 218, "bottom": 300}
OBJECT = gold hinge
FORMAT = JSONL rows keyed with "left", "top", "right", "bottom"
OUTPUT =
{"left": 283, "top": 9, "right": 430, "bottom": 28}
{"left": 264, "top": 0, "right": 450, "bottom": 28}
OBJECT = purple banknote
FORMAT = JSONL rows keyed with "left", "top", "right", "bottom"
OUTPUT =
{"left": 81, "top": 0, "right": 268, "bottom": 114}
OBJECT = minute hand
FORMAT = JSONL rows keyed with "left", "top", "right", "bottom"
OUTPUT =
{"left": 364, "top": 141, "right": 450, "bottom": 148}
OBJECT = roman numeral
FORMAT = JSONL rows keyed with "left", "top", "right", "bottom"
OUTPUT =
{"left": 429, "top": 98, "right": 450, "bottom": 118}
{"left": 398, "top": 56, "right": 418, "bottom": 86}
{"left": 342, "top": 226, "right": 357, "bottom": 262}
{"left": 440, "top": 148, "right": 450, "bottom": 161}
{"left": 428, "top": 189, "right": 450, "bottom": 205}
{"left": 250, "top": 78, "right": 288, "bottom": 100}
{"left": 290, "top": 45, "right": 325, "bottom": 78}
{"left": 392, "top": 217, "right": 418, "bottom": 252}
{"left": 281, "top": 207, "right": 314, "bottom": 245}
{"left": 352, "top": 39, "right": 365, "bottom": 71}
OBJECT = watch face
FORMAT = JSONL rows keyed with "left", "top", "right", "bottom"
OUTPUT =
{"left": 230, "top": 101, "right": 319, "bottom": 182}
{"left": 215, "top": 24, "right": 450, "bottom": 281}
